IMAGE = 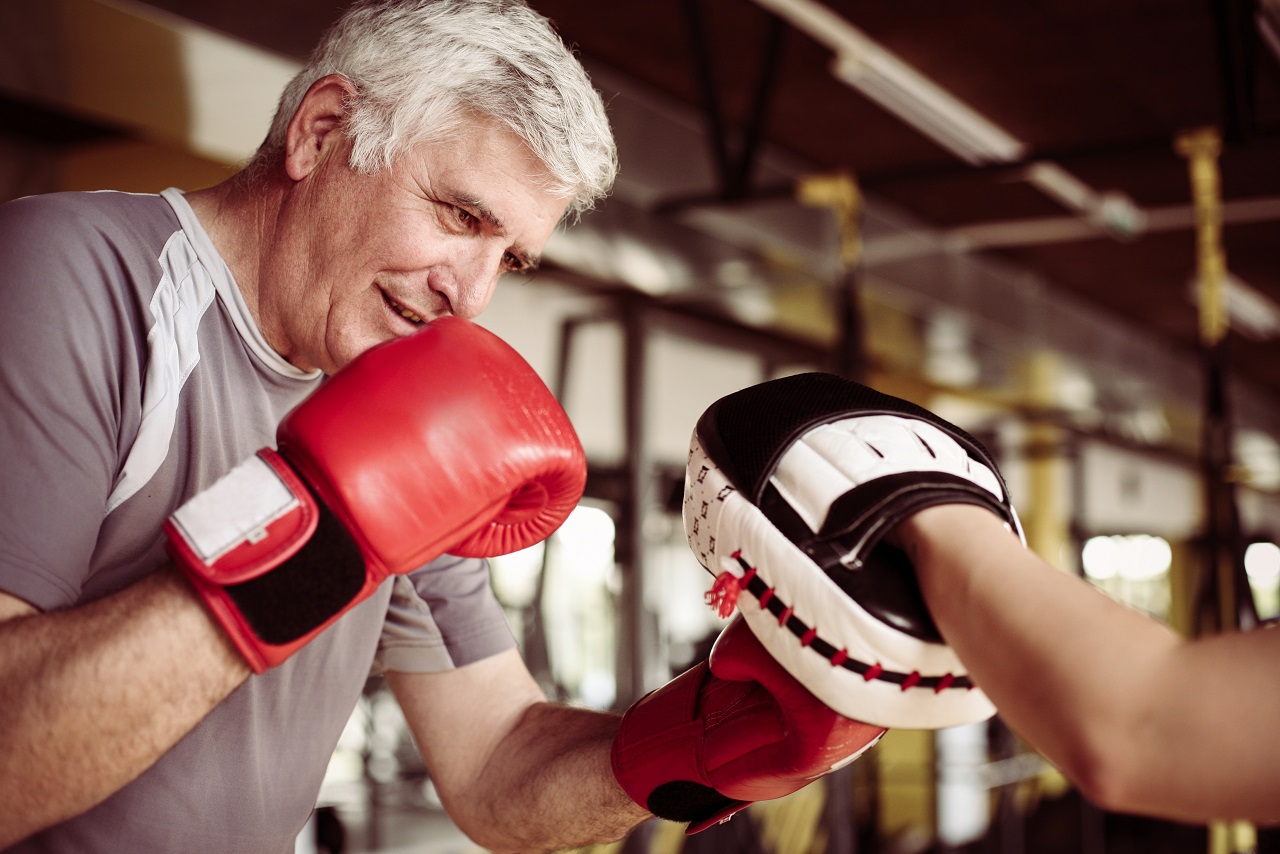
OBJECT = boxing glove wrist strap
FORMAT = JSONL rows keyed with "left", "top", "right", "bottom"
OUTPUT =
{"left": 165, "top": 450, "right": 367, "bottom": 662}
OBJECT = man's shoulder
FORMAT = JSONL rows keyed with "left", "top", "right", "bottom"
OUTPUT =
{"left": 0, "top": 190, "right": 177, "bottom": 244}
{"left": 0, "top": 191, "right": 187, "bottom": 332}
{"left": 3, "top": 188, "right": 167, "bottom": 213}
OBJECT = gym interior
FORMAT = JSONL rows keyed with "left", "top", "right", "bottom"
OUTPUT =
{"left": 3, "top": 1, "right": 1280, "bottom": 852}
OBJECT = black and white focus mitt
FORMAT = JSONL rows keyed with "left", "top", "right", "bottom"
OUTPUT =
{"left": 683, "top": 372, "right": 1023, "bottom": 730}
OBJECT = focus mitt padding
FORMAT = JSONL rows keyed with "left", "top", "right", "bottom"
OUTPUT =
{"left": 683, "top": 372, "right": 1022, "bottom": 729}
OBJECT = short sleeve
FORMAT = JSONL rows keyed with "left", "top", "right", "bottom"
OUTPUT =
{"left": 373, "top": 554, "right": 516, "bottom": 674}
{"left": 0, "top": 194, "right": 150, "bottom": 610}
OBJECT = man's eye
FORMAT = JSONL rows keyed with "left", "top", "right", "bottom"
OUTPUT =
{"left": 454, "top": 207, "right": 477, "bottom": 227}
{"left": 502, "top": 252, "right": 527, "bottom": 273}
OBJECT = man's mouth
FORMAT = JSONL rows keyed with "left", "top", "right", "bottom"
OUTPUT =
{"left": 383, "top": 290, "right": 425, "bottom": 325}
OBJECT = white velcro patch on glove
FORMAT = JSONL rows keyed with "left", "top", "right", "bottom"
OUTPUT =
{"left": 169, "top": 454, "right": 300, "bottom": 563}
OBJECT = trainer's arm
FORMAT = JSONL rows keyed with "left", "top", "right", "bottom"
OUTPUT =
{"left": 389, "top": 649, "right": 649, "bottom": 853}
{"left": 899, "top": 504, "right": 1280, "bottom": 823}
{"left": 0, "top": 571, "right": 250, "bottom": 847}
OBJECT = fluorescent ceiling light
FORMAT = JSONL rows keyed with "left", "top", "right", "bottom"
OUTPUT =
{"left": 861, "top": 193, "right": 1280, "bottom": 263}
{"left": 830, "top": 55, "right": 1026, "bottom": 165}
{"left": 1260, "top": 0, "right": 1280, "bottom": 64}
{"left": 1021, "top": 162, "right": 1146, "bottom": 236}
{"left": 1187, "top": 272, "right": 1280, "bottom": 341}
{"left": 753, "top": 0, "right": 1027, "bottom": 165}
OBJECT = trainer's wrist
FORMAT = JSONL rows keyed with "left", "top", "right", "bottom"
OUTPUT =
{"left": 895, "top": 504, "right": 1007, "bottom": 562}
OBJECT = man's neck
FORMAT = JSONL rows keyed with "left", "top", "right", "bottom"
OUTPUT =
{"left": 184, "top": 176, "right": 280, "bottom": 333}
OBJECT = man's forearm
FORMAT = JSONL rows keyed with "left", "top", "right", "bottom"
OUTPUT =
{"left": 0, "top": 567, "right": 250, "bottom": 846}
{"left": 469, "top": 702, "right": 649, "bottom": 853}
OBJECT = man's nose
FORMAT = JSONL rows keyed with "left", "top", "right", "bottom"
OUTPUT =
{"left": 448, "top": 245, "right": 505, "bottom": 319}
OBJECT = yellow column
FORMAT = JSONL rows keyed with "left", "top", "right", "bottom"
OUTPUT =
{"left": 796, "top": 170, "right": 862, "bottom": 271}
{"left": 1021, "top": 351, "right": 1072, "bottom": 571}
{"left": 875, "top": 729, "right": 935, "bottom": 844}
{"left": 1176, "top": 126, "right": 1255, "bottom": 854}
{"left": 1174, "top": 128, "right": 1228, "bottom": 349}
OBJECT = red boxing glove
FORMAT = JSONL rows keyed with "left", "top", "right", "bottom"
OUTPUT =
{"left": 611, "top": 616, "right": 886, "bottom": 833}
{"left": 164, "top": 317, "right": 585, "bottom": 672}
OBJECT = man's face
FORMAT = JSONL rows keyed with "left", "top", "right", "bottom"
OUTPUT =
{"left": 261, "top": 116, "right": 570, "bottom": 375}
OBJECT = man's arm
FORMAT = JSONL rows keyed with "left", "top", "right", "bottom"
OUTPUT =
{"left": 388, "top": 649, "right": 649, "bottom": 853}
{"left": 0, "top": 572, "right": 250, "bottom": 847}
{"left": 900, "top": 504, "right": 1280, "bottom": 823}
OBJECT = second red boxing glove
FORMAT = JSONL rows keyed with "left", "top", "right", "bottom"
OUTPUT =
{"left": 611, "top": 616, "right": 886, "bottom": 833}
{"left": 164, "top": 317, "right": 586, "bottom": 672}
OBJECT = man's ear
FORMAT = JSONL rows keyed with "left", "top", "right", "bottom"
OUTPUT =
{"left": 284, "top": 74, "right": 358, "bottom": 181}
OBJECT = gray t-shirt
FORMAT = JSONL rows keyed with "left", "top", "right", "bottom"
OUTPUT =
{"left": 0, "top": 189, "right": 516, "bottom": 853}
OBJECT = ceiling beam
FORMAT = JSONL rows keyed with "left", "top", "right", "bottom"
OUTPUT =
{"left": 650, "top": 0, "right": 789, "bottom": 214}
{"left": 862, "top": 195, "right": 1280, "bottom": 263}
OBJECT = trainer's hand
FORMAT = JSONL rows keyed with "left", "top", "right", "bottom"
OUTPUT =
{"left": 611, "top": 616, "right": 885, "bottom": 833}
{"left": 164, "top": 317, "right": 585, "bottom": 672}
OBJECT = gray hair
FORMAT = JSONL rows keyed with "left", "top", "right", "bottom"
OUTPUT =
{"left": 247, "top": 0, "right": 617, "bottom": 217}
